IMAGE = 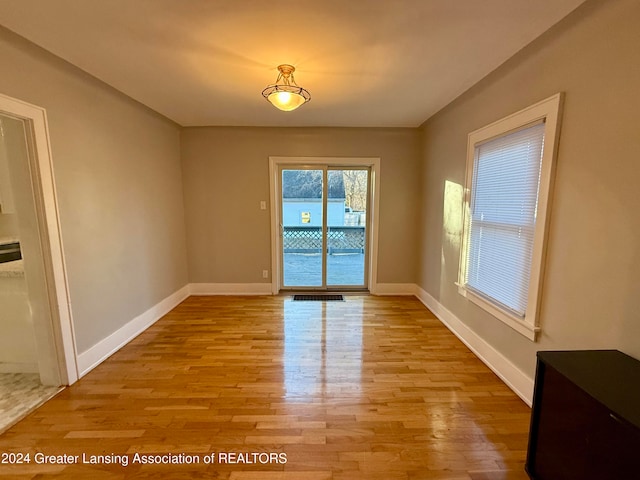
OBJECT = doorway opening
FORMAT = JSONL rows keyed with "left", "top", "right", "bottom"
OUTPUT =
{"left": 0, "top": 94, "right": 77, "bottom": 430}
{"left": 269, "top": 157, "right": 380, "bottom": 294}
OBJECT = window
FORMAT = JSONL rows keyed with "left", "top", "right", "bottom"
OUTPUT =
{"left": 458, "top": 94, "right": 563, "bottom": 340}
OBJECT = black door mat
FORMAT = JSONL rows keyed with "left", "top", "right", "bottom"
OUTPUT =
{"left": 292, "top": 294, "right": 345, "bottom": 301}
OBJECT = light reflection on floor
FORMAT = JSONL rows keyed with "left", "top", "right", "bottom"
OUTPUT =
{"left": 283, "top": 297, "right": 363, "bottom": 400}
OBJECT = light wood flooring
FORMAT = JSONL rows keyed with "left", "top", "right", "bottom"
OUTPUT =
{"left": 0, "top": 295, "right": 531, "bottom": 479}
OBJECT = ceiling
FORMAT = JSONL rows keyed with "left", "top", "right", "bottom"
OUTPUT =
{"left": 0, "top": 0, "right": 586, "bottom": 128}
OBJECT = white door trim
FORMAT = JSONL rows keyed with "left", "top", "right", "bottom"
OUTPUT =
{"left": 0, "top": 92, "right": 78, "bottom": 385}
{"left": 268, "top": 156, "right": 381, "bottom": 294}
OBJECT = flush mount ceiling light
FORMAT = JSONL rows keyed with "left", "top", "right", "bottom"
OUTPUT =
{"left": 261, "top": 64, "right": 311, "bottom": 112}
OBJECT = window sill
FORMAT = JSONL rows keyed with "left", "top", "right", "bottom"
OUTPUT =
{"left": 457, "top": 284, "right": 540, "bottom": 341}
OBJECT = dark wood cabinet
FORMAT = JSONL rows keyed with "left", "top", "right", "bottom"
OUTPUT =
{"left": 526, "top": 350, "right": 640, "bottom": 479}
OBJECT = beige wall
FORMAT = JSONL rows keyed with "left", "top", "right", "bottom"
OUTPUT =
{"left": 181, "top": 127, "right": 421, "bottom": 285}
{"left": 418, "top": 0, "right": 640, "bottom": 377}
{"left": 0, "top": 27, "right": 189, "bottom": 354}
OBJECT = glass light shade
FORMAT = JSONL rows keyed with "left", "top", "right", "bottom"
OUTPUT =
{"left": 267, "top": 89, "right": 307, "bottom": 112}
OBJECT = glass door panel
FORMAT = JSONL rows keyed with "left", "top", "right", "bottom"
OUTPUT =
{"left": 281, "top": 169, "right": 324, "bottom": 287}
{"left": 326, "top": 169, "right": 368, "bottom": 287}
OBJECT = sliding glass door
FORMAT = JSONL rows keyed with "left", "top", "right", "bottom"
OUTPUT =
{"left": 281, "top": 168, "right": 324, "bottom": 287}
{"left": 326, "top": 169, "right": 368, "bottom": 287}
{"left": 280, "top": 166, "right": 369, "bottom": 290}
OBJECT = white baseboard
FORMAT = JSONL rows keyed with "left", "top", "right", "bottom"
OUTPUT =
{"left": 189, "top": 283, "right": 273, "bottom": 295}
{"left": 0, "top": 362, "right": 39, "bottom": 373}
{"left": 414, "top": 285, "right": 534, "bottom": 406}
{"left": 76, "top": 284, "right": 190, "bottom": 378}
{"left": 372, "top": 283, "right": 416, "bottom": 295}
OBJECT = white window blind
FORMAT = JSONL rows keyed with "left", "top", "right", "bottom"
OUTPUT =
{"left": 465, "top": 122, "right": 545, "bottom": 317}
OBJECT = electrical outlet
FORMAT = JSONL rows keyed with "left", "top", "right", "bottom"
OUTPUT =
{"left": 262, "top": 270, "right": 269, "bottom": 279}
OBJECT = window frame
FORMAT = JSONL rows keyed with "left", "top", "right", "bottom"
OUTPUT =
{"left": 457, "top": 93, "right": 564, "bottom": 341}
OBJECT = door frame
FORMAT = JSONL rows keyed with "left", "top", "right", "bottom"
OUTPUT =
{"left": 0, "top": 92, "right": 78, "bottom": 386}
{"left": 269, "top": 156, "right": 381, "bottom": 294}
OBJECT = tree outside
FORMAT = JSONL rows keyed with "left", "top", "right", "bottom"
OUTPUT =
{"left": 342, "top": 170, "right": 368, "bottom": 211}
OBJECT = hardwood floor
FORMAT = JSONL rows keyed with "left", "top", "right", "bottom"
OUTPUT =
{"left": 0, "top": 295, "right": 531, "bottom": 479}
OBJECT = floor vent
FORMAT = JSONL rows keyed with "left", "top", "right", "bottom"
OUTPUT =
{"left": 292, "top": 294, "right": 344, "bottom": 302}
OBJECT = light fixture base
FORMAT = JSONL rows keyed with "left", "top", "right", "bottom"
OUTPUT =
{"left": 277, "top": 64, "right": 295, "bottom": 77}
